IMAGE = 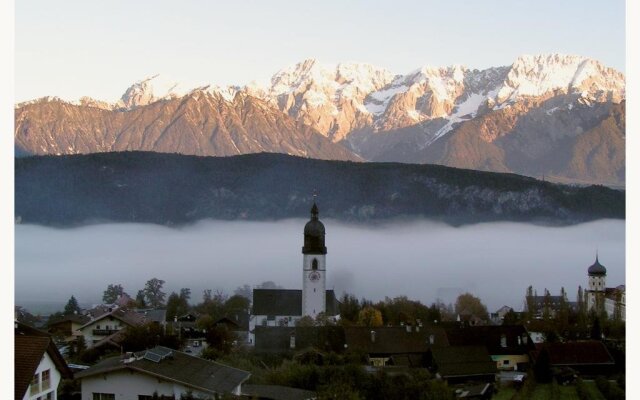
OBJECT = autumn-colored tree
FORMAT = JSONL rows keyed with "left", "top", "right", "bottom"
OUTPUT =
{"left": 454, "top": 293, "right": 488, "bottom": 320}
{"left": 102, "top": 284, "right": 125, "bottom": 304}
{"left": 143, "top": 278, "right": 166, "bottom": 308}
{"left": 357, "top": 306, "right": 383, "bottom": 327}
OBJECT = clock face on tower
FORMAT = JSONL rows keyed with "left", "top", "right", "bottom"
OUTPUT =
{"left": 308, "top": 271, "right": 321, "bottom": 282}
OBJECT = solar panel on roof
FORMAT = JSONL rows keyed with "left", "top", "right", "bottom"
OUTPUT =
{"left": 153, "top": 347, "right": 173, "bottom": 357}
{"left": 144, "top": 352, "right": 162, "bottom": 363}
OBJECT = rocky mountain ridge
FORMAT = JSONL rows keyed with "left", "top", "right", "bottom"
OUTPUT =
{"left": 14, "top": 53, "right": 625, "bottom": 185}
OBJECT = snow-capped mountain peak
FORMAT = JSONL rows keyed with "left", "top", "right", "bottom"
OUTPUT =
{"left": 496, "top": 53, "right": 625, "bottom": 103}
{"left": 118, "top": 74, "right": 194, "bottom": 109}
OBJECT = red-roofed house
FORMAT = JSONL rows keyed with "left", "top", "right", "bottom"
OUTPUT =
{"left": 15, "top": 322, "right": 73, "bottom": 400}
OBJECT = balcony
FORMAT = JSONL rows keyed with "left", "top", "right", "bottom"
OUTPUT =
{"left": 92, "top": 329, "right": 119, "bottom": 336}
{"left": 29, "top": 381, "right": 38, "bottom": 396}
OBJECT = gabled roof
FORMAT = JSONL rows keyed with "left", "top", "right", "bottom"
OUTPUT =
{"left": 48, "top": 314, "right": 91, "bottom": 327}
{"left": 135, "top": 309, "right": 167, "bottom": 324}
{"left": 252, "top": 289, "right": 340, "bottom": 316}
{"left": 91, "top": 329, "right": 127, "bottom": 349}
{"left": 542, "top": 341, "right": 615, "bottom": 366}
{"left": 15, "top": 322, "right": 73, "bottom": 399}
{"left": 444, "top": 325, "right": 534, "bottom": 355}
{"left": 75, "top": 346, "right": 250, "bottom": 394}
{"left": 430, "top": 346, "right": 497, "bottom": 378}
{"left": 253, "top": 289, "right": 302, "bottom": 316}
{"left": 344, "top": 326, "right": 448, "bottom": 355}
{"left": 242, "top": 384, "right": 316, "bottom": 400}
{"left": 79, "top": 308, "right": 150, "bottom": 330}
{"left": 254, "top": 326, "right": 346, "bottom": 353}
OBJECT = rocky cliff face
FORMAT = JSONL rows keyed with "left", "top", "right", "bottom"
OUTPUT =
{"left": 15, "top": 91, "right": 359, "bottom": 161}
{"left": 14, "top": 53, "right": 625, "bottom": 185}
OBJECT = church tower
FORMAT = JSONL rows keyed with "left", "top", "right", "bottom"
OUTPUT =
{"left": 586, "top": 254, "right": 607, "bottom": 313}
{"left": 302, "top": 201, "right": 327, "bottom": 319}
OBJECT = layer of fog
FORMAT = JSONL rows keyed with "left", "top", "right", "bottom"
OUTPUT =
{"left": 15, "top": 219, "right": 624, "bottom": 314}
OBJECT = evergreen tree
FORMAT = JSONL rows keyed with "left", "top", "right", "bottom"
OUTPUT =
{"left": 63, "top": 295, "right": 81, "bottom": 315}
{"left": 542, "top": 289, "right": 551, "bottom": 320}
{"left": 576, "top": 286, "right": 587, "bottom": 336}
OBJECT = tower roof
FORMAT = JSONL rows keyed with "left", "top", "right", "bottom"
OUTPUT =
{"left": 304, "top": 202, "right": 325, "bottom": 237}
{"left": 303, "top": 201, "right": 326, "bottom": 254}
{"left": 588, "top": 255, "right": 607, "bottom": 276}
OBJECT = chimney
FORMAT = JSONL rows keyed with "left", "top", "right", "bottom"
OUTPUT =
{"left": 429, "top": 334, "right": 435, "bottom": 345}
{"left": 370, "top": 330, "right": 376, "bottom": 343}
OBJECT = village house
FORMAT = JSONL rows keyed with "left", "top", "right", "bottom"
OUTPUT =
{"left": 444, "top": 325, "right": 534, "bottom": 371}
{"left": 490, "top": 306, "right": 513, "bottom": 324}
{"left": 534, "top": 341, "right": 616, "bottom": 376}
{"left": 75, "top": 307, "right": 150, "bottom": 348}
{"left": 47, "top": 314, "right": 90, "bottom": 343}
{"left": 15, "top": 322, "right": 73, "bottom": 400}
{"left": 241, "top": 384, "right": 316, "bottom": 400}
{"left": 344, "top": 325, "right": 449, "bottom": 368}
{"left": 428, "top": 346, "right": 497, "bottom": 384}
{"left": 75, "top": 346, "right": 250, "bottom": 399}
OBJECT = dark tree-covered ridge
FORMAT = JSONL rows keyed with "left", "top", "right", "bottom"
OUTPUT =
{"left": 15, "top": 151, "right": 624, "bottom": 226}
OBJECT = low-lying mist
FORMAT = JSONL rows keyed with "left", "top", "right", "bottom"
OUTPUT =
{"left": 15, "top": 219, "right": 624, "bottom": 314}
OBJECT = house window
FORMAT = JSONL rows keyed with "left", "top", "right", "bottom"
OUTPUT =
{"left": 312, "top": 259, "right": 318, "bottom": 270}
{"left": 503, "top": 360, "right": 510, "bottom": 365}
{"left": 41, "top": 369, "right": 51, "bottom": 390}
{"left": 30, "top": 373, "right": 39, "bottom": 395}
{"left": 93, "top": 393, "right": 115, "bottom": 400}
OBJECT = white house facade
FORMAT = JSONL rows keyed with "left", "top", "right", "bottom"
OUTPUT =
{"left": 23, "top": 351, "right": 63, "bottom": 400}
{"left": 76, "top": 347, "right": 250, "bottom": 399}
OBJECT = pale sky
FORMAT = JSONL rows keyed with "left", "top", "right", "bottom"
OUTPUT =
{"left": 15, "top": 0, "right": 626, "bottom": 103}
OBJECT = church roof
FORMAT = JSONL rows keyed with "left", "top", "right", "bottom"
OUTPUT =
{"left": 588, "top": 256, "right": 607, "bottom": 276}
{"left": 252, "top": 289, "right": 339, "bottom": 316}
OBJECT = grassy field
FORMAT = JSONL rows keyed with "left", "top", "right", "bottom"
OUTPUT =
{"left": 529, "top": 384, "right": 553, "bottom": 399}
{"left": 492, "top": 387, "right": 517, "bottom": 400}
{"left": 557, "top": 384, "right": 580, "bottom": 400}
{"left": 582, "top": 381, "right": 606, "bottom": 400}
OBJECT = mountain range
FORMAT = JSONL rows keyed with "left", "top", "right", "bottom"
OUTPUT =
{"left": 15, "top": 54, "right": 625, "bottom": 186}
{"left": 15, "top": 152, "right": 624, "bottom": 226}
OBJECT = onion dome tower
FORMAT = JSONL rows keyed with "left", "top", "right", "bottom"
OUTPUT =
{"left": 587, "top": 254, "right": 607, "bottom": 312}
{"left": 302, "top": 200, "right": 327, "bottom": 318}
